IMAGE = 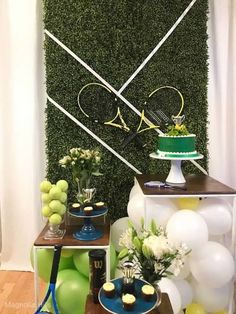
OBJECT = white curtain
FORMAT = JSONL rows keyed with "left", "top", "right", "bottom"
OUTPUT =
{"left": 0, "top": 0, "right": 235, "bottom": 270}
{"left": 0, "top": 0, "right": 45, "bottom": 270}
{"left": 208, "top": 0, "right": 236, "bottom": 189}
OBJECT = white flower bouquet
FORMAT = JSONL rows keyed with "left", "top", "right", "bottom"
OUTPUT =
{"left": 118, "top": 219, "right": 190, "bottom": 284}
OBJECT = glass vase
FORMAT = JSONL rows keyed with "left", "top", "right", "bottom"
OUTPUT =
{"left": 76, "top": 177, "right": 96, "bottom": 204}
{"left": 43, "top": 221, "right": 66, "bottom": 240}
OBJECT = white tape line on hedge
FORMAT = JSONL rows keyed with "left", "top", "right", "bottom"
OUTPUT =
{"left": 47, "top": 94, "right": 142, "bottom": 174}
{"left": 45, "top": 30, "right": 142, "bottom": 119}
{"left": 119, "top": 0, "right": 198, "bottom": 93}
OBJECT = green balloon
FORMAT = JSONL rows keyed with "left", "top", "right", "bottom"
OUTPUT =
{"left": 30, "top": 247, "right": 54, "bottom": 282}
{"left": 56, "top": 269, "right": 89, "bottom": 314}
{"left": 58, "top": 255, "right": 75, "bottom": 271}
{"left": 30, "top": 247, "right": 76, "bottom": 282}
{"left": 73, "top": 245, "right": 118, "bottom": 278}
{"left": 73, "top": 250, "right": 90, "bottom": 277}
{"left": 110, "top": 242, "right": 118, "bottom": 273}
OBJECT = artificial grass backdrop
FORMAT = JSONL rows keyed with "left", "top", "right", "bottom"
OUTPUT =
{"left": 43, "top": 0, "right": 208, "bottom": 221}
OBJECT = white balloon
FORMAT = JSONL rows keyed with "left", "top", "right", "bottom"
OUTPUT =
{"left": 158, "top": 278, "right": 181, "bottom": 314}
{"left": 145, "top": 198, "right": 177, "bottom": 227}
{"left": 111, "top": 217, "right": 130, "bottom": 252}
{"left": 173, "top": 279, "right": 193, "bottom": 309}
{"left": 166, "top": 210, "right": 208, "bottom": 251}
{"left": 129, "top": 183, "right": 142, "bottom": 200}
{"left": 127, "top": 193, "right": 145, "bottom": 229}
{"left": 197, "top": 198, "right": 232, "bottom": 235}
{"left": 191, "top": 278, "right": 232, "bottom": 312}
{"left": 190, "top": 241, "right": 235, "bottom": 288}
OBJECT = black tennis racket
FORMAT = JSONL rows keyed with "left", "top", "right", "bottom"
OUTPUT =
{"left": 144, "top": 85, "right": 185, "bottom": 132}
{"left": 78, "top": 82, "right": 130, "bottom": 132}
{"left": 35, "top": 245, "right": 62, "bottom": 314}
{"left": 121, "top": 109, "right": 159, "bottom": 148}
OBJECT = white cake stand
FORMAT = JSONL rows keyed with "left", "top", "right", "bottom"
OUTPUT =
{"left": 150, "top": 152, "right": 204, "bottom": 184}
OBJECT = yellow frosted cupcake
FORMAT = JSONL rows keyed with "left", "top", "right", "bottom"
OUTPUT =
{"left": 102, "top": 282, "right": 115, "bottom": 298}
{"left": 72, "top": 203, "right": 80, "bottom": 210}
{"left": 122, "top": 293, "right": 136, "bottom": 311}
{"left": 83, "top": 206, "right": 93, "bottom": 216}
{"left": 141, "top": 284, "right": 155, "bottom": 301}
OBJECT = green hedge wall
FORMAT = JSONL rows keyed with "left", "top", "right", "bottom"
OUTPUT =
{"left": 43, "top": 0, "right": 208, "bottom": 221}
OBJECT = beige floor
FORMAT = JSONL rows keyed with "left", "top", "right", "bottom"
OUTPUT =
{"left": 0, "top": 271, "right": 45, "bottom": 314}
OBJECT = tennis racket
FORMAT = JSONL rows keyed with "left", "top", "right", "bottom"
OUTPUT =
{"left": 78, "top": 82, "right": 130, "bottom": 132}
{"left": 121, "top": 109, "right": 159, "bottom": 148}
{"left": 144, "top": 85, "right": 185, "bottom": 131}
{"left": 35, "top": 245, "right": 62, "bottom": 314}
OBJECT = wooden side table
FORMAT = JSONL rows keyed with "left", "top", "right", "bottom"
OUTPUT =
{"left": 85, "top": 293, "right": 173, "bottom": 313}
{"left": 33, "top": 223, "right": 110, "bottom": 308}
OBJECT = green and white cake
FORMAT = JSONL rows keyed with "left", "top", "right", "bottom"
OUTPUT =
{"left": 156, "top": 124, "right": 202, "bottom": 158}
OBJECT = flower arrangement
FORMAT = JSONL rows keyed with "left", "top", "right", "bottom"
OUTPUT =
{"left": 59, "top": 147, "right": 102, "bottom": 202}
{"left": 118, "top": 219, "right": 190, "bottom": 284}
{"left": 166, "top": 124, "right": 189, "bottom": 136}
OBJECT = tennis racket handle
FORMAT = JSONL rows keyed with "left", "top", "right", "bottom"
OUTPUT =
{"left": 50, "top": 245, "right": 62, "bottom": 284}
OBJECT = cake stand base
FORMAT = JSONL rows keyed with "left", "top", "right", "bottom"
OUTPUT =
{"left": 73, "top": 218, "right": 103, "bottom": 241}
{"left": 166, "top": 160, "right": 186, "bottom": 184}
{"left": 149, "top": 152, "right": 203, "bottom": 185}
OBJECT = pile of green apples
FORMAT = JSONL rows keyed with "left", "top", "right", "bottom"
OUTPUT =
{"left": 40, "top": 179, "right": 69, "bottom": 225}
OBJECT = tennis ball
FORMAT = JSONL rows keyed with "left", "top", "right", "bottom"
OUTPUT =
{"left": 41, "top": 205, "right": 52, "bottom": 217}
{"left": 49, "top": 213, "right": 62, "bottom": 225}
{"left": 60, "top": 192, "right": 67, "bottom": 203}
{"left": 41, "top": 193, "right": 52, "bottom": 204}
{"left": 56, "top": 180, "right": 68, "bottom": 192}
{"left": 40, "top": 180, "right": 52, "bottom": 193}
{"left": 49, "top": 200, "right": 63, "bottom": 213}
{"left": 58, "top": 204, "right": 66, "bottom": 216}
{"left": 49, "top": 187, "right": 62, "bottom": 200}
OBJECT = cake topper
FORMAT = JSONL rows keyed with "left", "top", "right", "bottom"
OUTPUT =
{"left": 171, "top": 114, "right": 185, "bottom": 126}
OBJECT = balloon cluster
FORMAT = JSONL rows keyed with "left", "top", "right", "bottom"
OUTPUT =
{"left": 31, "top": 244, "right": 117, "bottom": 314}
{"left": 110, "top": 186, "right": 234, "bottom": 314}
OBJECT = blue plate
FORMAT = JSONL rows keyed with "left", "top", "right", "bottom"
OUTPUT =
{"left": 69, "top": 207, "right": 108, "bottom": 218}
{"left": 98, "top": 278, "right": 158, "bottom": 314}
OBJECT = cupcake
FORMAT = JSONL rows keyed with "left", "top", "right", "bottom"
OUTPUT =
{"left": 122, "top": 293, "right": 136, "bottom": 311}
{"left": 72, "top": 203, "right": 80, "bottom": 210}
{"left": 83, "top": 206, "right": 93, "bottom": 216}
{"left": 95, "top": 201, "right": 105, "bottom": 209}
{"left": 141, "top": 284, "right": 155, "bottom": 301}
{"left": 102, "top": 282, "right": 115, "bottom": 298}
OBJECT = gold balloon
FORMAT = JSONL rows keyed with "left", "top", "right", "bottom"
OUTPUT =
{"left": 177, "top": 197, "right": 200, "bottom": 210}
{"left": 186, "top": 303, "right": 206, "bottom": 314}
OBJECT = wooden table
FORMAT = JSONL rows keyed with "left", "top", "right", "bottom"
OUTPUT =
{"left": 135, "top": 174, "right": 236, "bottom": 196}
{"left": 33, "top": 223, "right": 111, "bottom": 307}
{"left": 85, "top": 293, "right": 173, "bottom": 314}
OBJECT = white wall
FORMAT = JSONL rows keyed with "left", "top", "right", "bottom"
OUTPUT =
{"left": 208, "top": 0, "right": 236, "bottom": 189}
{"left": 0, "top": 0, "right": 46, "bottom": 270}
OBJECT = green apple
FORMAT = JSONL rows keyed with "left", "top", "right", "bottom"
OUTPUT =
{"left": 49, "top": 186, "right": 62, "bottom": 200}
{"left": 49, "top": 200, "right": 63, "bottom": 212}
{"left": 40, "top": 180, "right": 52, "bottom": 193}
{"left": 41, "top": 205, "right": 52, "bottom": 217}
{"left": 56, "top": 180, "right": 68, "bottom": 192}
{"left": 49, "top": 213, "right": 62, "bottom": 225}
{"left": 60, "top": 192, "right": 67, "bottom": 203}
{"left": 41, "top": 193, "right": 52, "bottom": 204}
